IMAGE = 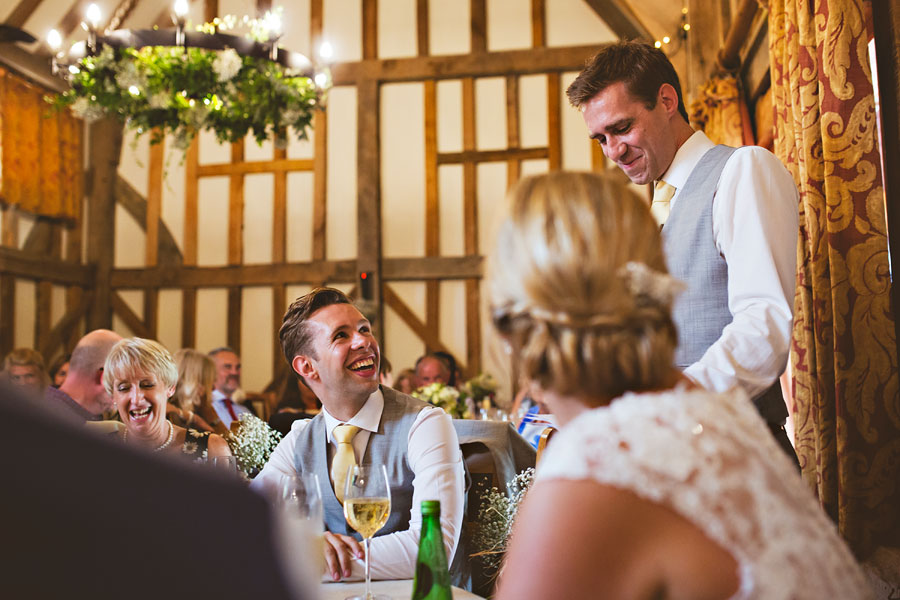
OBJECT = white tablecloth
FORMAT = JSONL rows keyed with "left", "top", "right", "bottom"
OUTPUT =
{"left": 321, "top": 579, "right": 484, "bottom": 599}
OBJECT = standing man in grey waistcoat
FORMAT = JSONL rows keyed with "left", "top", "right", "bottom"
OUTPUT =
{"left": 567, "top": 41, "right": 800, "bottom": 465}
{"left": 253, "top": 288, "right": 465, "bottom": 582}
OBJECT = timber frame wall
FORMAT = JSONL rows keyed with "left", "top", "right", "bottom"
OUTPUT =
{"left": 99, "top": 0, "right": 611, "bottom": 390}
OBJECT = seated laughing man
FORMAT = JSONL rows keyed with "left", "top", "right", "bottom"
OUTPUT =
{"left": 253, "top": 288, "right": 465, "bottom": 582}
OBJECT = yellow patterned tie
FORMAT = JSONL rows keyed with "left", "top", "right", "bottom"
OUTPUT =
{"left": 651, "top": 179, "right": 676, "bottom": 227}
{"left": 331, "top": 424, "right": 361, "bottom": 503}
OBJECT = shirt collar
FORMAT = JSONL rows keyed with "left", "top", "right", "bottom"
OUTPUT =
{"left": 323, "top": 387, "right": 384, "bottom": 444}
{"left": 658, "top": 130, "right": 714, "bottom": 190}
{"left": 211, "top": 389, "right": 228, "bottom": 403}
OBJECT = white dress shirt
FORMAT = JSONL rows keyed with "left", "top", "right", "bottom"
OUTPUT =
{"left": 253, "top": 388, "right": 465, "bottom": 581}
{"left": 660, "top": 131, "right": 799, "bottom": 398}
{"left": 211, "top": 388, "right": 251, "bottom": 429}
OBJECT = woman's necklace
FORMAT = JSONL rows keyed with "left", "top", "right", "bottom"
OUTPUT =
{"left": 124, "top": 420, "right": 175, "bottom": 452}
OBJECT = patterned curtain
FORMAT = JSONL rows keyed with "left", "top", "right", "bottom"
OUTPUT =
{"left": 688, "top": 74, "right": 755, "bottom": 147}
{"left": 0, "top": 68, "right": 83, "bottom": 221}
{"left": 769, "top": 0, "right": 899, "bottom": 558}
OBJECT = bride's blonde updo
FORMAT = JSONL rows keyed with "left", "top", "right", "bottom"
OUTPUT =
{"left": 488, "top": 172, "right": 679, "bottom": 400}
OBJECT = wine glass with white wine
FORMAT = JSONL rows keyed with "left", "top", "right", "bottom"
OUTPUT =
{"left": 343, "top": 464, "right": 391, "bottom": 600}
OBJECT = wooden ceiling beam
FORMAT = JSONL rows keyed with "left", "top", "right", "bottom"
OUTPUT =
{"left": 5, "top": 0, "right": 44, "bottom": 28}
{"left": 581, "top": 0, "right": 652, "bottom": 41}
{"left": 0, "top": 247, "right": 94, "bottom": 286}
{"left": 331, "top": 43, "right": 605, "bottom": 85}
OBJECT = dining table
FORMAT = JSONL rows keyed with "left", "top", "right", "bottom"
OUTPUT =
{"left": 320, "top": 579, "right": 485, "bottom": 599}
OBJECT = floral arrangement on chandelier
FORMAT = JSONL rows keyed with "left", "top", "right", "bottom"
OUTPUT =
{"left": 50, "top": 13, "right": 329, "bottom": 150}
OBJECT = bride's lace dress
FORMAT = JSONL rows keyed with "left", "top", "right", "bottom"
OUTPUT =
{"left": 538, "top": 387, "right": 870, "bottom": 599}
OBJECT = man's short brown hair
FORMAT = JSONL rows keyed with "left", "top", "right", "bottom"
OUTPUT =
{"left": 279, "top": 287, "right": 352, "bottom": 365}
{"left": 566, "top": 41, "right": 689, "bottom": 123}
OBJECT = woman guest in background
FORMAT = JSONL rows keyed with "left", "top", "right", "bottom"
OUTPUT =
{"left": 489, "top": 173, "right": 868, "bottom": 599}
{"left": 104, "top": 338, "right": 232, "bottom": 462}
{"left": 48, "top": 354, "right": 70, "bottom": 388}
{"left": 171, "top": 349, "right": 227, "bottom": 435}
{"left": 2, "top": 348, "right": 49, "bottom": 395}
{"left": 393, "top": 368, "right": 417, "bottom": 395}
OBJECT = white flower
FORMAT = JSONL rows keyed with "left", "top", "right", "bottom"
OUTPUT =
{"left": 213, "top": 48, "right": 242, "bottom": 82}
{"left": 114, "top": 61, "right": 145, "bottom": 91}
{"left": 148, "top": 92, "right": 169, "bottom": 109}
{"left": 71, "top": 97, "right": 105, "bottom": 122}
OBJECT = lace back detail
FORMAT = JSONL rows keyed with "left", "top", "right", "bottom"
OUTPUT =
{"left": 537, "top": 389, "right": 871, "bottom": 600}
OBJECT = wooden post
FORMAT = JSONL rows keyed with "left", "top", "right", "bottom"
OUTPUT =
{"left": 356, "top": 78, "right": 383, "bottom": 346}
{"left": 85, "top": 116, "right": 124, "bottom": 330}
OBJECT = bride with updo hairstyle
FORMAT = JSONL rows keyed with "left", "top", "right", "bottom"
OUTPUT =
{"left": 491, "top": 172, "right": 867, "bottom": 600}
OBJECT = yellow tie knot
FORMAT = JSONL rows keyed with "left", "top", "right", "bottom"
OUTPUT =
{"left": 651, "top": 179, "right": 676, "bottom": 227}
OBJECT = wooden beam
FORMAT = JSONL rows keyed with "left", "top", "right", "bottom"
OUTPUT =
{"left": 5, "top": 0, "right": 44, "bottom": 28}
{"left": 383, "top": 284, "right": 457, "bottom": 364}
{"left": 181, "top": 288, "right": 196, "bottom": 348}
{"left": 111, "top": 260, "right": 359, "bottom": 288}
{"left": 462, "top": 77, "right": 482, "bottom": 376}
{"left": 227, "top": 287, "right": 241, "bottom": 353}
{"left": 356, "top": 78, "right": 383, "bottom": 339}
{"left": 2, "top": 206, "right": 18, "bottom": 356}
{"left": 183, "top": 139, "right": 199, "bottom": 265}
{"left": 438, "top": 147, "right": 548, "bottom": 165}
{"left": 111, "top": 256, "right": 483, "bottom": 288}
{"left": 312, "top": 109, "right": 328, "bottom": 261}
{"left": 58, "top": 0, "right": 94, "bottom": 37}
{"left": 116, "top": 175, "right": 182, "bottom": 268}
{"left": 111, "top": 291, "right": 150, "bottom": 338}
{"left": 362, "top": 0, "right": 377, "bottom": 60}
{"left": 272, "top": 283, "right": 286, "bottom": 378}
{"left": 196, "top": 158, "right": 314, "bottom": 177}
{"left": 272, "top": 147, "right": 287, "bottom": 263}
{"left": 85, "top": 117, "right": 124, "bottom": 330}
{"left": 39, "top": 291, "right": 92, "bottom": 360}
{"left": 204, "top": 0, "right": 218, "bottom": 24}
{"left": 424, "top": 79, "right": 439, "bottom": 334}
{"left": 228, "top": 140, "right": 244, "bottom": 266}
{"left": 717, "top": 0, "right": 760, "bottom": 71}
{"left": 0, "top": 246, "right": 94, "bottom": 285}
{"left": 416, "top": 0, "right": 429, "bottom": 56}
{"left": 531, "top": 0, "right": 546, "bottom": 48}
{"left": 471, "top": 0, "right": 487, "bottom": 54}
{"left": 0, "top": 43, "right": 67, "bottom": 93}
{"left": 35, "top": 281, "right": 52, "bottom": 353}
{"left": 146, "top": 133, "right": 164, "bottom": 267}
{"left": 330, "top": 43, "right": 606, "bottom": 85}
{"left": 547, "top": 72, "right": 561, "bottom": 170}
{"left": 581, "top": 0, "right": 652, "bottom": 41}
{"left": 506, "top": 75, "right": 521, "bottom": 187}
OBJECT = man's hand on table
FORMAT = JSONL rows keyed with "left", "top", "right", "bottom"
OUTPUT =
{"left": 324, "top": 531, "right": 363, "bottom": 581}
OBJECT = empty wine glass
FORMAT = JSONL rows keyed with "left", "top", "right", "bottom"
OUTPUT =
{"left": 343, "top": 464, "right": 391, "bottom": 600}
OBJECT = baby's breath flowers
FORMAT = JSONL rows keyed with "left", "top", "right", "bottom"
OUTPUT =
{"left": 225, "top": 414, "right": 282, "bottom": 478}
{"left": 471, "top": 467, "right": 535, "bottom": 579}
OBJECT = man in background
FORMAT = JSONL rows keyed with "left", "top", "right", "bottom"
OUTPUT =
{"left": 43, "top": 329, "right": 122, "bottom": 423}
{"left": 209, "top": 346, "right": 251, "bottom": 429}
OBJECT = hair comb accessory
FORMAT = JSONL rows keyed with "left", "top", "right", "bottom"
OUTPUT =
{"left": 617, "top": 261, "right": 686, "bottom": 306}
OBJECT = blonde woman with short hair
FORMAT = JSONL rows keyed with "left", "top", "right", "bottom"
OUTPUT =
{"left": 491, "top": 172, "right": 868, "bottom": 600}
{"left": 104, "top": 338, "right": 232, "bottom": 462}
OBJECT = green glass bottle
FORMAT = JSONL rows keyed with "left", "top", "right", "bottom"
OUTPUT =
{"left": 410, "top": 500, "right": 452, "bottom": 600}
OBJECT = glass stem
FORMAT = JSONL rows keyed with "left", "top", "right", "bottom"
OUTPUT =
{"left": 364, "top": 536, "right": 371, "bottom": 599}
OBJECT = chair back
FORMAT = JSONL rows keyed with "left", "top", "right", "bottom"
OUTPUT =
{"left": 450, "top": 420, "right": 536, "bottom": 597}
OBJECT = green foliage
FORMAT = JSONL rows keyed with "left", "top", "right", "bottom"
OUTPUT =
{"left": 51, "top": 43, "right": 326, "bottom": 149}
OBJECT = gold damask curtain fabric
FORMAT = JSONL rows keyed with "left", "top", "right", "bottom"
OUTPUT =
{"left": 0, "top": 68, "right": 82, "bottom": 221}
{"left": 769, "top": 0, "right": 899, "bottom": 557}
{"left": 688, "top": 74, "right": 755, "bottom": 147}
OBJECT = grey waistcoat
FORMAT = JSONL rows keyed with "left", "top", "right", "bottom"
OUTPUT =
{"left": 292, "top": 386, "right": 425, "bottom": 540}
{"left": 662, "top": 144, "right": 787, "bottom": 423}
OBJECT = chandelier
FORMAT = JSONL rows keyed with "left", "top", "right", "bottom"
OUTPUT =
{"left": 46, "top": 2, "right": 332, "bottom": 149}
